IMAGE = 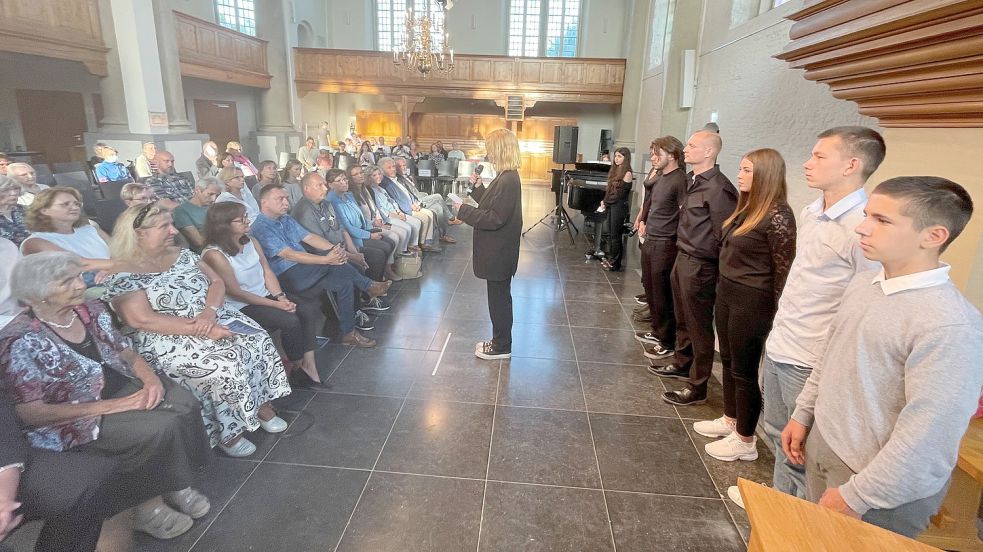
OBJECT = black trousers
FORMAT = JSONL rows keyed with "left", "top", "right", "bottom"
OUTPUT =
{"left": 640, "top": 237, "right": 677, "bottom": 346}
{"left": 604, "top": 200, "right": 630, "bottom": 268}
{"left": 486, "top": 278, "right": 513, "bottom": 350}
{"left": 241, "top": 298, "right": 320, "bottom": 360}
{"left": 670, "top": 252, "right": 719, "bottom": 394}
{"left": 716, "top": 277, "right": 776, "bottom": 437}
{"left": 361, "top": 237, "right": 394, "bottom": 281}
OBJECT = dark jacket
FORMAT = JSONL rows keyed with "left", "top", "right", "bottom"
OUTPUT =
{"left": 457, "top": 170, "right": 522, "bottom": 281}
{"left": 677, "top": 165, "right": 738, "bottom": 261}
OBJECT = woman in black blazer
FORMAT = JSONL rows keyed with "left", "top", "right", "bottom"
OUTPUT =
{"left": 452, "top": 129, "right": 523, "bottom": 359}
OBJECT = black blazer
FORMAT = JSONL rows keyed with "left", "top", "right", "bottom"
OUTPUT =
{"left": 457, "top": 169, "right": 522, "bottom": 281}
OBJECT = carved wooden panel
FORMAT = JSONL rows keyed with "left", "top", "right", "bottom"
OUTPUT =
{"left": 295, "top": 49, "right": 627, "bottom": 105}
{"left": 777, "top": 0, "right": 983, "bottom": 127}
{"left": 174, "top": 11, "right": 271, "bottom": 89}
{"left": 0, "top": 0, "right": 108, "bottom": 75}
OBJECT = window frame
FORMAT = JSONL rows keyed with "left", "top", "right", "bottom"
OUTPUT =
{"left": 376, "top": 0, "right": 447, "bottom": 54}
{"left": 507, "top": 0, "right": 582, "bottom": 58}
{"left": 215, "top": 0, "right": 256, "bottom": 37}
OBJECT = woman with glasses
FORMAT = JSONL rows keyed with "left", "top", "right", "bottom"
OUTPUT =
{"left": 215, "top": 167, "right": 260, "bottom": 221}
{"left": 366, "top": 165, "right": 418, "bottom": 255}
{"left": 119, "top": 182, "right": 156, "bottom": 208}
{"left": 21, "top": 188, "right": 114, "bottom": 286}
{"left": 102, "top": 203, "right": 292, "bottom": 457}
{"left": 0, "top": 176, "right": 29, "bottom": 246}
{"left": 202, "top": 202, "right": 325, "bottom": 388}
{"left": 346, "top": 165, "right": 405, "bottom": 260}
{"left": 322, "top": 169, "right": 400, "bottom": 282}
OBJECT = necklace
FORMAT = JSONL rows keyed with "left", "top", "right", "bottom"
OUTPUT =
{"left": 36, "top": 311, "right": 78, "bottom": 329}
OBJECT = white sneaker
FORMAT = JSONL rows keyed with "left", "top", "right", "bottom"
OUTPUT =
{"left": 693, "top": 416, "right": 736, "bottom": 438}
{"left": 726, "top": 485, "right": 745, "bottom": 509}
{"left": 705, "top": 432, "right": 758, "bottom": 462}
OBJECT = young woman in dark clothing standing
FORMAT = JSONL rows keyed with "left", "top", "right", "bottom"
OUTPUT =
{"left": 693, "top": 148, "right": 796, "bottom": 463}
{"left": 599, "top": 147, "right": 633, "bottom": 271}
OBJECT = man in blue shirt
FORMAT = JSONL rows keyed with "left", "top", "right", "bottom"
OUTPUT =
{"left": 251, "top": 185, "right": 390, "bottom": 348}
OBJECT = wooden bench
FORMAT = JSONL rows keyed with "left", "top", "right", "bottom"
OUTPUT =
{"left": 737, "top": 478, "right": 941, "bottom": 551}
{"left": 918, "top": 417, "right": 983, "bottom": 551}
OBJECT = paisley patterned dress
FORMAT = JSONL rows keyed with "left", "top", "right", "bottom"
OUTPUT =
{"left": 102, "top": 249, "right": 290, "bottom": 447}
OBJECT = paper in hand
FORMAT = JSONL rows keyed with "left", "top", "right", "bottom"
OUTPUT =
{"left": 447, "top": 192, "right": 463, "bottom": 204}
{"left": 225, "top": 320, "right": 264, "bottom": 335}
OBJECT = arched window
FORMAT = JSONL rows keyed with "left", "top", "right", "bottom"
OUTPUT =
{"left": 216, "top": 0, "right": 256, "bottom": 36}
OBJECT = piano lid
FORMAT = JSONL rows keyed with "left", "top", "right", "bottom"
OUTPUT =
{"left": 574, "top": 162, "right": 612, "bottom": 173}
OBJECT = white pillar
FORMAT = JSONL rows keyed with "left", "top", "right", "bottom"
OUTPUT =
{"left": 109, "top": 0, "right": 168, "bottom": 135}
{"left": 152, "top": 0, "right": 194, "bottom": 131}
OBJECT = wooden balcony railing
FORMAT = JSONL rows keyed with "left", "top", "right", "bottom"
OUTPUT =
{"left": 174, "top": 11, "right": 271, "bottom": 89}
{"left": 0, "top": 0, "right": 108, "bottom": 75}
{"left": 294, "top": 48, "right": 626, "bottom": 105}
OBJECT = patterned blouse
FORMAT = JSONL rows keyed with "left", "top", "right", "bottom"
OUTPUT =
{"left": 0, "top": 301, "right": 135, "bottom": 451}
{"left": 0, "top": 205, "right": 29, "bottom": 246}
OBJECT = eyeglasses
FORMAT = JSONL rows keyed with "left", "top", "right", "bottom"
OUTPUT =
{"left": 53, "top": 200, "right": 82, "bottom": 209}
{"left": 231, "top": 216, "right": 250, "bottom": 224}
{"left": 333, "top": 177, "right": 348, "bottom": 183}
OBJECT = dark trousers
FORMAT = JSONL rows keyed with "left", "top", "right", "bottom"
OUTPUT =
{"left": 279, "top": 263, "right": 357, "bottom": 334}
{"left": 241, "top": 298, "right": 320, "bottom": 360}
{"left": 486, "top": 278, "right": 513, "bottom": 350}
{"left": 640, "top": 237, "right": 677, "bottom": 345}
{"left": 604, "top": 200, "right": 630, "bottom": 268}
{"left": 670, "top": 252, "right": 719, "bottom": 394}
{"left": 716, "top": 277, "right": 776, "bottom": 437}
{"left": 361, "top": 237, "right": 394, "bottom": 281}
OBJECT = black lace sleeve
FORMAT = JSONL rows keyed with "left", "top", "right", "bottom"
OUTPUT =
{"left": 766, "top": 203, "right": 796, "bottom": 304}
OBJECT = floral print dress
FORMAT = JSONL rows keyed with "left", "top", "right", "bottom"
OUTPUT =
{"left": 102, "top": 249, "right": 290, "bottom": 446}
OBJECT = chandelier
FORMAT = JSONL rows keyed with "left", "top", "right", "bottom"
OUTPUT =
{"left": 392, "top": 0, "right": 455, "bottom": 78}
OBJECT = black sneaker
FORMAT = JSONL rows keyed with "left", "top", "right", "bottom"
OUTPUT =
{"left": 662, "top": 388, "right": 707, "bottom": 406}
{"left": 647, "top": 364, "right": 688, "bottom": 380}
{"left": 474, "top": 341, "right": 511, "bottom": 360}
{"left": 361, "top": 297, "right": 391, "bottom": 313}
{"left": 634, "top": 331, "right": 660, "bottom": 346}
{"left": 643, "top": 343, "right": 673, "bottom": 360}
{"left": 355, "top": 310, "right": 375, "bottom": 331}
{"left": 634, "top": 294, "right": 647, "bottom": 305}
{"left": 632, "top": 304, "right": 648, "bottom": 315}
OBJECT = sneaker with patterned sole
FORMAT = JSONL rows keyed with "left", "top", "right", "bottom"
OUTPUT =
{"left": 693, "top": 416, "right": 736, "bottom": 438}
{"left": 705, "top": 432, "right": 758, "bottom": 462}
{"left": 643, "top": 343, "right": 673, "bottom": 360}
{"left": 634, "top": 331, "right": 660, "bottom": 345}
{"left": 475, "top": 341, "right": 511, "bottom": 360}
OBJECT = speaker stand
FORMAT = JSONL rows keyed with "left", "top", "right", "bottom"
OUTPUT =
{"left": 522, "top": 164, "right": 579, "bottom": 244}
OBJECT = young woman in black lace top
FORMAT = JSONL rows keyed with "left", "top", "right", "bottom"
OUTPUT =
{"left": 598, "top": 147, "right": 633, "bottom": 271}
{"left": 693, "top": 148, "right": 797, "bottom": 463}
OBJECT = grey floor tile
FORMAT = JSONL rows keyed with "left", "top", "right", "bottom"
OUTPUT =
{"left": 376, "top": 399, "right": 495, "bottom": 478}
{"left": 488, "top": 406, "right": 600, "bottom": 488}
{"left": 266, "top": 393, "right": 403, "bottom": 469}
{"left": 509, "top": 277, "right": 566, "bottom": 300}
{"left": 571, "top": 326, "right": 649, "bottom": 365}
{"left": 565, "top": 300, "right": 634, "bottom": 330}
{"left": 336, "top": 472, "right": 483, "bottom": 552}
{"left": 408, "top": 351, "right": 501, "bottom": 403}
{"left": 590, "top": 413, "right": 718, "bottom": 497}
{"left": 606, "top": 491, "right": 745, "bottom": 552}
{"left": 313, "top": 344, "right": 353, "bottom": 380}
{"left": 444, "top": 292, "right": 490, "bottom": 321}
{"left": 512, "top": 297, "right": 569, "bottom": 326}
{"left": 386, "top": 290, "right": 453, "bottom": 318}
{"left": 429, "top": 318, "right": 494, "bottom": 353}
{"left": 478, "top": 482, "right": 614, "bottom": 552}
{"left": 497, "top": 357, "right": 586, "bottom": 410}
{"left": 558, "top": 263, "right": 610, "bottom": 283}
{"left": 191, "top": 464, "right": 368, "bottom": 552}
{"left": 325, "top": 348, "right": 431, "bottom": 397}
{"left": 370, "top": 314, "right": 442, "bottom": 350}
{"left": 579, "top": 362, "right": 676, "bottom": 417}
{"left": 510, "top": 323, "right": 576, "bottom": 361}
{"left": 562, "top": 280, "right": 617, "bottom": 302}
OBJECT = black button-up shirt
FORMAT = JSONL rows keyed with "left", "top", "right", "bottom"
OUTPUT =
{"left": 676, "top": 165, "right": 738, "bottom": 260}
{"left": 643, "top": 167, "right": 686, "bottom": 239}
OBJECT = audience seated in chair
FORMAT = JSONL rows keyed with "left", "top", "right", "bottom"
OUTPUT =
{"left": 133, "top": 142, "right": 158, "bottom": 179}
{"left": 93, "top": 146, "right": 133, "bottom": 185}
{"left": 366, "top": 165, "right": 420, "bottom": 254}
{"left": 7, "top": 163, "right": 48, "bottom": 207}
{"left": 251, "top": 160, "right": 283, "bottom": 203}
{"left": 101, "top": 203, "right": 291, "bottom": 458}
{"left": 215, "top": 167, "right": 260, "bottom": 221}
{"left": 201, "top": 202, "right": 326, "bottom": 389}
{"left": 346, "top": 165, "right": 409, "bottom": 258}
{"left": 143, "top": 150, "right": 193, "bottom": 208}
{"left": 225, "top": 142, "right": 258, "bottom": 180}
{"left": 173, "top": 176, "right": 223, "bottom": 252}
{"left": 0, "top": 177, "right": 29, "bottom": 247}
{"left": 395, "top": 156, "right": 459, "bottom": 240}
{"left": 297, "top": 137, "right": 319, "bottom": 173}
{"left": 0, "top": 252, "right": 212, "bottom": 542}
{"left": 380, "top": 157, "right": 439, "bottom": 251}
{"left": 0, "top": 153, "right": 8, "bottom": 176}
{"left": 196, "top": 141, "right": 220, "bottom": 179}
{"left": 119, "top": 182, "right": 155, "bottom": 209}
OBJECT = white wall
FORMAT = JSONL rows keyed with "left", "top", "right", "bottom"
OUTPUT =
{"left": 580, "top": 0, "right": 630, "bottom": 58}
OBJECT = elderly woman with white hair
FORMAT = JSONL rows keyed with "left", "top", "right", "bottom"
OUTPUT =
{"left": 119, "top": 182, "right": 155, "bottom": 208}
{"left": 6, "top": 163, "right": 47, "bottom": 206}
{"left": 0, "top": 251, "right": 213, "bottom": 540}
{"left": 101, "top": 202, "right": 291, "bottom": 458}
{"left": 0, "top": 176, "right": 28, "bottom": 246}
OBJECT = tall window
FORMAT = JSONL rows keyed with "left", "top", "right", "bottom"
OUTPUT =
{"left": 377, "top": 0, "right": 446, "bottom": 53}
{"left": 509, "top": 0, "right": 580, "bottom": 57}
{"left": 216, "top": 0, "right": 256, "bottom": 36}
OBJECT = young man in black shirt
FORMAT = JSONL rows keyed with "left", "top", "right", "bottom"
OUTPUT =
{"left": 650, "top": 131, "right": 738, "bottom": 405}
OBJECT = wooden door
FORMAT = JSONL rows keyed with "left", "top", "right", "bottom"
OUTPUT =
{"left": 15, "top": 90, "right": 87, "bottom": 164}
{"left": 193, "top": 100, "right": 240, "bottom": 147}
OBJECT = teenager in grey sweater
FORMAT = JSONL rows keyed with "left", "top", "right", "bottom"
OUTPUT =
{"left": 783, "top": 176, "right": 983, "bottom": 537}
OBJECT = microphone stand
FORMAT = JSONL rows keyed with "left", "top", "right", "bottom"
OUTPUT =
{"left": 522, "top": 163, "right": 578, "bottom": 244}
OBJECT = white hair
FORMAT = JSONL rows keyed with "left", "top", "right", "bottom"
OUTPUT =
{"left": 10, "top": 251, "right": 83, "bottom": 305}
{"left": 196, "top": 176, "right": 223, "bottom": 191}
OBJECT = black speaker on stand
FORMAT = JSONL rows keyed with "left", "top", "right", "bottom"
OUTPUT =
{"left": 524, "top": 126, "right": 580, "bottom": 243}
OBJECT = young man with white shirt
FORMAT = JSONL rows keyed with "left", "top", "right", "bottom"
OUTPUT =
{"left": 717, "top": 127, "right": 885, "bottom": 506}
{"left": 781, "top": 176, "right": 982, "bottom": 538}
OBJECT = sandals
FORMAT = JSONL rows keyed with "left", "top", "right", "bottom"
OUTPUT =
{"left": 134, "top": 502, "right": 194, "bottom": 540}
{"left": 165, "top": 488, "right": 211, "bottom": 519}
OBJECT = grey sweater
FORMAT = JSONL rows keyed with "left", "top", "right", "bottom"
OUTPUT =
{"left": 793, "top": 269, "right": 983, "bottom": 514}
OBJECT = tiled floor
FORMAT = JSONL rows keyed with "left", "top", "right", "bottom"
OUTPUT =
{"left": 7, "top": 186, "right": 775, "bottom": 552}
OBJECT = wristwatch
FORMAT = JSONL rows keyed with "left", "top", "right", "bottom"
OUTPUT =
{"left": 273, "top": 292, "right": 286, "bottom": 299}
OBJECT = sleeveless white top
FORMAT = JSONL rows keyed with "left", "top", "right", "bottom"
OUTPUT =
{"left": 205, "top": 240, "right": 269, "bottom": 310}
{"left": 23, "top": 224, "right": 110, "bottom": 259}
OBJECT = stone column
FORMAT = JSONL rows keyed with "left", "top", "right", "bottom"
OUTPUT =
{"left": 252, "top": 0, "right": 301, "bottom": 162}
{"left": 614, "top": 0, "right": 650, "bottom": 153}
{"left": 95, "top": 0, "right": 128, "bottom": 132}
{"left": 152, "top": 0, "right": 194, "bottom": 132}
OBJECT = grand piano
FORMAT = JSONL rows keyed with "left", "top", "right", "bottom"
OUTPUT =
{"left": 551, "top": 162, "right": 610, "bottom": 215}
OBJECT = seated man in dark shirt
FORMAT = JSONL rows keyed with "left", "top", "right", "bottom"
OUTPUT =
{"left": 250, "top": 184, "right": 391, "bottom": 348}
{"left": 172, "top": 176, "right": 223, "bottom": 251}
{"left": 144, "top": 150, "right": 194, "bottom": 208}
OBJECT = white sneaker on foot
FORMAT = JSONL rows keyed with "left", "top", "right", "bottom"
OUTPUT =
{"left": 705, "top": 432, "right": 758, "bottom": 462}
{"left": 726, "top": 485, "right": 745, "bottom": 509}
{"left": 693, "top": 416, "right": 736, "bottom": 438}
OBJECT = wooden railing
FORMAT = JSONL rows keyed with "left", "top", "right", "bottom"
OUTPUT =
{"left": 294, "top": 48, "right": 627, "bottom": 106}
{"left": 0, "top": 0, "right": 108, "bottom": 75}
{"left": 173, "top": 11, "right": 271, "bottom": 89}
